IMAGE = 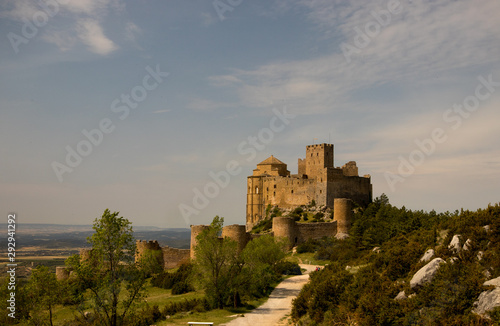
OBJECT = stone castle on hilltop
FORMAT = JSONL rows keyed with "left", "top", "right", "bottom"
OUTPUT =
{"left": 57, "top": 143, "right": 373, "bottom": 279}
{"left": 247, "top": 143, "right": 372, "bottom": 230}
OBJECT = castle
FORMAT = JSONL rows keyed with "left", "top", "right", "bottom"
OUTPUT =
{"left": 57, "top": 143, "right": 372, "bottom": 279}
{"left": 247, "top": 143, "right": 372, "bottom": 230}
{"left": 134, "top": 143, "right": 372, "bottom": 268}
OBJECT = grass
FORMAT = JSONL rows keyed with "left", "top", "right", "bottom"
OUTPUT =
{"left": 286, "top": 252, "right": 329, "bottom": 266}
{"left": 45, "top": 277, "right": 280, "bottom": 325}
{"left": 154, "top": 296, "right": 272, "bottom": 325}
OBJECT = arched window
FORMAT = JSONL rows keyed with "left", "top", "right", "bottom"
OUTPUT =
{"left": 255, "top": 186, "right": 259, "bottom": 194}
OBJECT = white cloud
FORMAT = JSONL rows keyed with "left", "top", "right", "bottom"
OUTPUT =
{"left": 210, "top": 0, "right": 500, "bottom": 114}
{"left": 77, "top": 18, "right": 117, "bottom": 55}
{"left": 124, "top": 22, "right": 142, "bottom": 42}
{"left": 200, "top": 12, "right": 217, "bottom": 27}
{"left": 1, "top": 0, "right": 127, "bottom": 56}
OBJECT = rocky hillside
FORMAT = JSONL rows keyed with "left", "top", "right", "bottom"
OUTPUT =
{"left": 291, "top": 196, "right": 500, "bottom": 325}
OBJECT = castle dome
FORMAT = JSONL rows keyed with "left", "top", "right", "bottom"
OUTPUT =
{"left": 257, "top": 155, "right": 286, "bottom": 166}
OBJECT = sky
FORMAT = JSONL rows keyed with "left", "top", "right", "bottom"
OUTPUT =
{"left": 1, "top": 0, "right": 499, "bottom": 229}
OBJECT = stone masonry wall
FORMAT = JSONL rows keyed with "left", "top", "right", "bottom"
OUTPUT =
{"left": 162, "top": 246, "right": 190, "bottom": 269}
{"left": 296, "top": 222, "right": 338, "bottom": 243}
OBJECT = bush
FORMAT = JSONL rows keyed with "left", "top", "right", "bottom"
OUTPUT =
{"left": 296, "top": 239, "right": 319, "bottom": 253}
{"left": 171, "top": 280, "right": 193, "bottom": 295}
{"left": 162, "top": 298, "right": 209, "bottom": 317}
{"left": 274, "top": 261, "right": 302, "bottom": 275}
{"left": 151, "top": 263, "right": 193, "bottom": 293}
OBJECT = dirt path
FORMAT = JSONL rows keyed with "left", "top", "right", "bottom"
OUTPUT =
{"left": 222, "top": 264, "right": 317, "bottom": 326}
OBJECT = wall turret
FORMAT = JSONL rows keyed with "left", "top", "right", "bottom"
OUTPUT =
{"left": 222, "top": 224, "right": 248, "bottom": 252}
{"left": 190, "top": 225, "right": 210, "bottom": 259}
{"left": 272, "top": 216, "right": 297, "bottom": 249}
{"left": 334, "top": 198, "right": 353, "bottom": 234}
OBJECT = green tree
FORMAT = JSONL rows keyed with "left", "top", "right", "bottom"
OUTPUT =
{"left": 27, "top": 266, "right": 60, "bottom": 326}
{"left": 193, "top": 216, "right": 239, "bottom": 309}
{"left": 242, "top": 234, "right": 286, "bottom": 298}
{"left": 66, "top": 209, "right": 146, "bottom": 326}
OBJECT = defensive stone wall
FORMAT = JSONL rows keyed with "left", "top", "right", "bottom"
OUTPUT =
{"left": 296, "top": 221, "right": 338, "bottom": 243}
{"left": 162, "top": 246, "right": 190, "bottom": 269}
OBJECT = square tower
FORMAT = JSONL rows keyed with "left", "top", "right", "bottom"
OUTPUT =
{"left": 305, "top": 143, "right": 334, "bottom": 180}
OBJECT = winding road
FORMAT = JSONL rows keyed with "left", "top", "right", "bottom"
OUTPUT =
{"left": 221, "top": 264, "right": 317, "bottom": 326}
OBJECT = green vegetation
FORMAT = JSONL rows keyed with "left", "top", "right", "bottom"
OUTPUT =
{"left": 151, "top": 263, "right": 194, "bottom": 294}
{"left": 65, "top": 209, "right": 147, "bottom": 326}
{"left": 291, "top": 195, "right": 500, "bottom": 325}
{"left": 193, "top": 216, "right": 293, "bottom": 309}
{"left": 0, "top": 211, "right": 297, "bottom": 326}
{"left": 251, "top": 206, "right": 282, "bottom": 233}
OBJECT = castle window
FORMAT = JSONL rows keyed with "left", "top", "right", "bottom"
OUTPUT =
{"left": 255, "top": 186, "right": 259, "bottom": 194}
{"left": 266, "top": 187, "right": 269, "bottom": 191}
{"left": 274, "top": 185, "right": 276, "bottom": 188}
{"left": 291, "top": 190, "right": 294, "bottom": 194}
{"left": 273, "top": 191, "right": 275, "bottom": 196}
{"left": 320, "top": 190, "right": 322, "bottom": 194}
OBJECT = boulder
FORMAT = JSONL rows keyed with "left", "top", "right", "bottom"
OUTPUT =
{"left": 410, "top": 258, "right": 445, "bottom": 288}
{"left": 473, "top": 276, "right": 500, "bottom": 317}
{"left": 335, "top": 232, "right": 349, "bottom": 240}
{"left": 372, "top": 247, "right": 381, "bottom": 253}
{"left": 463, "top": 238, "right": 472, "bottom": 251}
{"left": 420, "top": 249, "right": 435, "bottom": 262}
{"left": 448, "top": 234, "right": 462, "bottom": 253}
{"left": 485, "top": 276, "right": 500, "bottom": 287}
{"left": 477, "top": 251, "right": 484, "bottom": 261}
{"left": 394, "top": 291, "right": 407, "bottom": 300}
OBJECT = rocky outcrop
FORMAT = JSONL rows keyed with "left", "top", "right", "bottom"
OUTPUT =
{"left": 473, "top": 276, "right": 500, "bottom": 317}
{"left": 448, "top": 234, "right": 462, "bottom": 253}
{"left": 410, "top": 258, "right": 445, "bottom": 288}
{"left": 420, "top": 249, "right": 435, "bottom": 262}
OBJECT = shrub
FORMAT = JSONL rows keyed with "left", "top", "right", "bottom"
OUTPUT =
{"left": 151, "top": 263, "right": 193, "bottom": 293}
{"left": 274, "top": 261, "right": 302, "bottom": 275}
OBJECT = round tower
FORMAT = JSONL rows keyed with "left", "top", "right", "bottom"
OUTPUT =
{"left": 334, "top": 198, "right": 353, "bottom": 234}
{"left": 222, "top": 224, "right": 248, "bottom": 253}
{"left": 135, "top": 240, "right": 162, "bottom": 266}
{"left": 272, "top": 217, "right": 297, "bottom": 249}
{"left": 80, "top": 248, "right": 92, "bottom": 262}
{"left": 56, "top": 266, "right": 70, "bottom": 281}
{"left": 190, "top": 225, "right": 210, "bottom": 259}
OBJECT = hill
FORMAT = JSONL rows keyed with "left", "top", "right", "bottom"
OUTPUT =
{"left": 291, "top": 195, "right": 500, "bottom": 325}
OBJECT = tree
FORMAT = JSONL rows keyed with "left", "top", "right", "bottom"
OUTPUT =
{"left": 27, "top": 266, "right": 60, "bottom": 326}
{"left": 193, "top": 216, "right": 239, "bottom": 309}
{"left": 66, "top": 209, "right": 146, "bottom": 326}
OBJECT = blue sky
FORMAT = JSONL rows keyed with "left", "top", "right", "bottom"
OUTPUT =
{"left": 1, "top": 0, "right": 499, "bottom": 228}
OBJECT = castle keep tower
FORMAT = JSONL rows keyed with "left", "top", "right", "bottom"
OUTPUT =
{"left": 305, "top": 143, "right": 334, "bottom": 180}
{"left": 246, "top": 143, "right": 371, "bottom": 230}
